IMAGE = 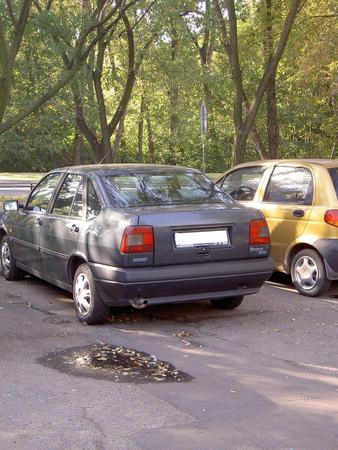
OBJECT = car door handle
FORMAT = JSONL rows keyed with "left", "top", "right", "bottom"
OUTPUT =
{"left": 36, "top": 218, "right": 43, "bottom": 226}
{"left": 293, "top": 209, "right": 305, "bottom": 218}
{"left": 70, "top": 224, "right": 80, "bottom": 233}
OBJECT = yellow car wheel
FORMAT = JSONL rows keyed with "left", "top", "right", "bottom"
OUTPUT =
{"left": 291, "top": 249, "right": 331, "bottom": 297}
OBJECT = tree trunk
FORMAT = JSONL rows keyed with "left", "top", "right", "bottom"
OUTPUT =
{"left": 112, "top": 115, "right": 126, "bottom": 162}
{"left": 99, "top": 129, "right": 113, "bottom": 163}
{"left": 92, "top": 21, "right": 112, "bottom": 164}
{"left": 234, "top": 0, "right": 301, "bottom": 162}
{"left": 108, "top": 13, "right": 136, "bottom": 135}
{"left": 243, "top": 94, "right": 268, "bottom": 159}
{"left": 73, "top": 128, "right": 83, "bottom": 165}
{"left": 216, "top": 0, "right": 300, "bottom": 164}
{"left": 330, "top": 141, "right": 336, "bottom": 159}
{"left": 71, "top": 80, "right": 100, "bottom": 162}
{"left": 70, "top": 8, "right": 151, "bottom": 164}
{"left": 0, "top": 0, "right": 32, "bottom": 124}
{"left": 266, "top": 0, "right": 279, "bottom": 158}
{"left": 169, "top": 20, "right": 179, "bottom": 165}
{"left": 0, "top": 0, "right": 137, "bottom": 134}
{"left": 0, "top": 23, "right": 10, "bottom": 123}
{"left": 234, "top": 131, "right": 247, "bottom": 165}
{"left": 0, "top": 76, "right": 10, "bottom": 126}
{"left": 169, "top": 89, "right": 179, "bottom": 164}
{"left": 120, "top": 135, "right": 127, "bottom": 163}
{"left": 215, "top": 1, "right": 267, "bottom": 160}
{"left": 266, "top": 75, "right": 279, "bottom": 158}
{"left": 226, "top": 0, "right": 245, "bottom": 164}
{"left": 199, "top": 1, "right": 216, "bottom": 142}
{"left": 249, "top": 124, "right": 267, "bottom": 160}
{"left": 137, "top": 95, "right": 145, "bottom": 162}
{"left": 145, "top": 104, "right": 155, "bottom": 163}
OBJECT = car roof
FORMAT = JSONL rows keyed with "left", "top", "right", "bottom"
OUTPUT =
{"left": 49, "top": 163, "right": 201, "bottom": 176}
{"left": 227, "top": 159, "right": 338, "bottom": 169}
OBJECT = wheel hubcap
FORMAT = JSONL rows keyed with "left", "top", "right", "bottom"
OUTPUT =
{"left": 1, "top": 242, "right": 11, "bottom": 275}
{"left": 75, "top": 273, "right": 91, "bottom": 316}
{"left": 294, "top": 256, "right": 318, "bottom": 290}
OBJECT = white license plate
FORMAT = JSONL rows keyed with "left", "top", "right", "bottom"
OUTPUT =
{"left": 174, "top": 229, "right": 229, "bottom": 248}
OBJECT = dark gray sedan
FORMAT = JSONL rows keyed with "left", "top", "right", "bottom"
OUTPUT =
{"left": 0, "top": 164, "right": 273, "bottom": 324}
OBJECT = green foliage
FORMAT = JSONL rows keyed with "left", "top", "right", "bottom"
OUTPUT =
{"left": 0, "top": 0, "right": 336, "bottom": 172}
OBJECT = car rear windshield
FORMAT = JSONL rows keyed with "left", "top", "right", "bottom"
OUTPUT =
{"left": 328, "top": 168, "right": 338, "bottom": 199}
{"left": 102, "top": 172, "right": 232, "bottom": 207}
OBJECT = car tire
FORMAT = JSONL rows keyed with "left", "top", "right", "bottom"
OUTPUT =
{"left": 291, "top": 249, "right": 331, "bottom": 297}
{"left": 1, "top": 235, "right": 25, "bottom": 281}
{"left": 210, "top": 295, "right": 244, "bottom": 310}
{"left": 73, "top": 263, "right": 109, "bottom": 325}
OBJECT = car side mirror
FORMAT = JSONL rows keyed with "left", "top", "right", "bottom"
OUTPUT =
{"left": 4, "top": 200, "right": 19, "bottom": 211}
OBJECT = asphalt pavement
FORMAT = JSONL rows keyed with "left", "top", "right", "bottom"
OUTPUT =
{"left": 0, "top": 273, "right": 337, "bottom": 450}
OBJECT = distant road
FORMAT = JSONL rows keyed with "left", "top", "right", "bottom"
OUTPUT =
{"left": 0, "top": 180, "right": 35, "bottom": 197}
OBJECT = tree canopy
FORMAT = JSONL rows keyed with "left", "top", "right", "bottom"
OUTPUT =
{"left": 0, "top": 0, "right": 337, "bottom": 172}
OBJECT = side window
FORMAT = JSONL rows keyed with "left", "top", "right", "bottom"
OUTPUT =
{"left": 70, "top": 182, "right": 83, "bottom": 218}
{"left": 264, "top": 166, "right": 313, "bottom": 205}
{"left": 87, "top": 179, "right": 101, "bottom": 219}
{"left": 26, "top": 173, "right": 61, "bottom": 213}
{"left": 328, "top": 168, "right": 338, "bottom": 199}
{"left": 52, "top": 174, "right": 83, "bottom": 216}
{"left": 221, "top": 166, "right": 266, "bottom": 201}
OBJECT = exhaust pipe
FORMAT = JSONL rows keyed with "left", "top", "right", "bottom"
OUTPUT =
{"left": 130, "top": 297, "right": 148, "bottom": 309}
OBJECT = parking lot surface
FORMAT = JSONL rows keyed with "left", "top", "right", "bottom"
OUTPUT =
{"left": 0, "top": 273, "right": 337, "bottom": 450}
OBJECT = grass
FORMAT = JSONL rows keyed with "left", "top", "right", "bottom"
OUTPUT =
{"left": 0, "top": 172, "right": 44, "bottom": 181}
{"left": 207, "top": 173, "right": 222, "bottom": 180}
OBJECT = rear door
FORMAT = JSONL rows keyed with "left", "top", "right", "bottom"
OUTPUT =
{"left": 11, "top": 173, "right": 62, "bottom": 273}
{"left": 256, "top": 165, "right": 314, "bottom": 264}
{"left": 40, "top": 173, "right": 84, "bottom": 284}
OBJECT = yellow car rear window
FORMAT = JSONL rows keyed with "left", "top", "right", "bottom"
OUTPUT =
{"left": 328, "top": 168, "right": 338, "bottom": 199}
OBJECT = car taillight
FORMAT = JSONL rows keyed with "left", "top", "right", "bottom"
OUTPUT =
{"left": 324, "top": 210, "right": 338, "bottom": 227}
{"left": 120, "top": 226, "right": 154, "bottom": 254}
{"left": 249, "top": 219, "right": 270, "bottom": 245}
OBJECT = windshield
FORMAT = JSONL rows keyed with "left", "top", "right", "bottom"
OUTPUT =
{"left": 102, "top": 172, "right": 232, "bottom": 207}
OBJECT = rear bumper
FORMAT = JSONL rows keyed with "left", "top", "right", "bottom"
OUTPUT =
{"left": 89, "top": 258, "right": 273, "bottom": 306}
{"left": 315, "top": 239, "right": 338, "bottom": 279}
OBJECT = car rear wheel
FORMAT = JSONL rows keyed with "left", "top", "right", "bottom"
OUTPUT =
{"left": 291, "top": 249, "right": 331, "bottom": 297}
{"left": 1, "top": 235, "right": 25, "bottom": 281}
{"left": 73, "top": 263, "right": 109, "bottom": 325}
{"left": 210, "top": 295, "right": 244, "bottom": 310}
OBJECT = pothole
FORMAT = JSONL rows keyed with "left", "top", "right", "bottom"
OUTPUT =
{"left": 37, "top": 344, "right": 193, "bottom": 383}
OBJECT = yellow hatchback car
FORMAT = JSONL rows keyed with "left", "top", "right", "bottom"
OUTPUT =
{"left": 216, "top": 159, "right": 338, "bottom": 297}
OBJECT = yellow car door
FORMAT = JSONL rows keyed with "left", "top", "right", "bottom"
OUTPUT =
{"left": 255, "top": 165, "right": 314, "bottom": 267}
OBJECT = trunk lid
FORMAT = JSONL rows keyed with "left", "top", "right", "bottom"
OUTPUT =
{"left": 132, "top": 203, "right": 262, "bottom": 266}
